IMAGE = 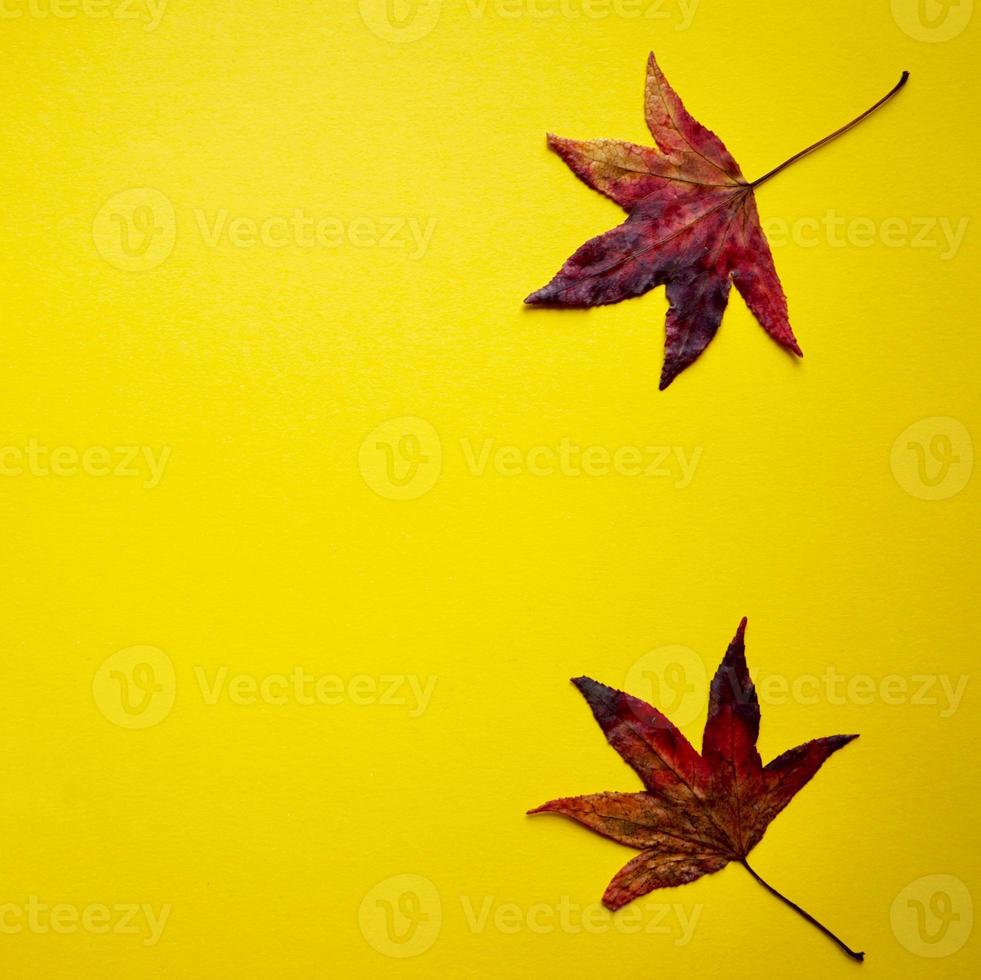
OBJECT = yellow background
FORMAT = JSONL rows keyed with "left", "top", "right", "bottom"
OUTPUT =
{"left": 1, "top": 0, "right": 979, "bottom": 976}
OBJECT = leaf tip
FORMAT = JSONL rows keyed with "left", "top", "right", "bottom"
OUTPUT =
{"left": 735, "top": 616, "right": 748, "bottom": 641}
{"left": 571, "top": 676, "right": 619, "bottom": 715}
{"left": 601, "top": 885, "right": 632, "bottom": 913}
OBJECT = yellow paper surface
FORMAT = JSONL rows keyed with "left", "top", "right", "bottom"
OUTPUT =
{"left": 0, "top": 1, "right": 979, "bottom": 975}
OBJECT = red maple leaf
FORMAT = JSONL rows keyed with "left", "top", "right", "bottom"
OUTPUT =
{"left": 529, "top": 618, "right": 864, "bottom": 960}
{"left": 526, "top": 54, "right": 908, "bottom": 389}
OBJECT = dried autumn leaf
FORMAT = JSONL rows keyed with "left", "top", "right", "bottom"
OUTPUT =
{"left": 529, "top": 618, "right": 864, "bottom": 960}
{"left": 526, "top": 54, "right": 908, "bottom": 389}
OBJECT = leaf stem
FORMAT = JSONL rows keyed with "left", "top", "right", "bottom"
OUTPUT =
{"left": 740, "top": 858, "right": 864, "bottom": 963}
{"left": 750, "top": 71, "right": 909, "bottom": 189}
